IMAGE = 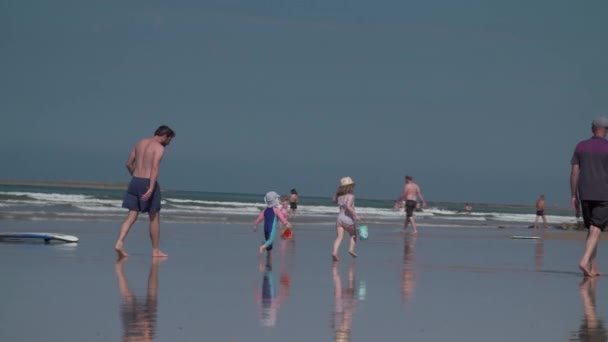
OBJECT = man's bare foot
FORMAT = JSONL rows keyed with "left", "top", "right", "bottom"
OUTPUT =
{"left": 152, "top": 249, "right": 168, "bottom": 258}
{"left": 412, "top": 230, "right": 418, "bottom": 234}
{"left": 349, "top": 250, "right": 358, "bottom": 258}
{"left": 580, "top": 263, "right": 593, "bottom": 277}
{"left": 332, "top": 254, "right": 339, "bottom": 262}
{"left": 259, "top": 245, "right": 266, "bottom": 255}
{"left": 115, "top": 242, "right": 129, "bottom": 259}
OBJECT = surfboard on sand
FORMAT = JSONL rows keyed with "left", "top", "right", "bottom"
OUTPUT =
{"left": 0, "top": 232, "right": 79, "bottom": 243}
{"left": 510, "top": 235, "right": 540, "bottom": 240}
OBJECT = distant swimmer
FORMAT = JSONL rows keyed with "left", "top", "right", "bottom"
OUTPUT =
{"left": 288, "top": 189, "right": 299, "bottom": 217}
{"left": 571, "top": 117, "right": 608, "bottom": 277}
{"left": 396, "top": 175, "right": 427, "bottom": 234}
{"left": 533, "top": 195, "right": 548, "bottom": 229}
{"left": 464, "top": 203, "right": 473, "bottom": 215}
{"left": 254, "top": 191, "right": 293, "bottom": 256}
{"left": 114, "top": 125, "right": 175, "bottom": 259}
{"left": 332, "top": 177, "right": 361, "bottom": 262}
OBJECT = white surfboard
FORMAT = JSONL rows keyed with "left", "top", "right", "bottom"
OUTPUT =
{"left": 0, "top": 232, "right": 79, "bottom": 243}
{"left": 510, "top": 235, "right": 540, "bottom": 240}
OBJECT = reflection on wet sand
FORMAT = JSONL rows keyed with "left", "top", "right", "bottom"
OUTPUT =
{"left": 573, "top": 277, "right": 607, "bottom": 342}
{"left": 332, "top": 262, "right": 358, "bottom": 342}
{"left": 402, "top": 234, "right": 417, "bottom": 304}
{"left": 254, "top": 239, "right": 294, "bottom": 327}
{"left": 534, "top": 238, "right": 544, "bottom": 271}
{"left": 115, "top": 258, "right": 162, "bottom": 342}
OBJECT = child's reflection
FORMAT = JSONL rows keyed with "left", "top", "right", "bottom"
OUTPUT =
{"left": 254, "top": 239, "right": 293, "bottom": 328}
{"left": 332, "top": 262, "right": 358, "bottom": 342}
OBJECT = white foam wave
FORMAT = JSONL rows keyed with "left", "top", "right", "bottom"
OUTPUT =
{"left": 165, "top": 198, "right": 251, "bottom": 207}
{"left": 488, "top": 213, "right": 576, "bottom": 224}
{"left": 424, "top": 207, "right": 459, "bottom": 215}
{"left": 165, "top": 204, "right": 260, "bottom": 214}
{"left": 73, "top": 205, "right": 124, "bottom": 212}
{"left": 0, "top": 191, "right": 92, "bottom": 202}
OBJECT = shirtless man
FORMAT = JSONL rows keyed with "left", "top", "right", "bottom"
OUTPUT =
{"left": 396, "top": 175, "right": 427, "bottom": 233}
{"left": 114, "top": 125, "right": 175, "bottom": 259}
{"left": 571, "top": 117, "right": 608, "bottom": 277}
{"left": 534, "top": 195, "right": 548, "bottom": 229}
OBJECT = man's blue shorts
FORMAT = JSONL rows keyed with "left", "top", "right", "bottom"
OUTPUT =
{"left": 122, "top": 177, "right": 161, "bottom": 213}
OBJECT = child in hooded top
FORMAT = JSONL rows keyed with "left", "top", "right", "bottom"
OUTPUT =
{"left": 254, "top": 191, "right": 292, "bottom": 255}
{"left": 332, "top": 177, "right": 361, "bottom": 262}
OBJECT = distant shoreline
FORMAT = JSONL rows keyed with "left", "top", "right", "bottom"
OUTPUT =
{"left": 0, "top": 180, "right": 128, "bottom": 190}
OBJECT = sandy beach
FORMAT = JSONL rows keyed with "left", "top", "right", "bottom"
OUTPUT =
{"left": 0, "top": 218, "right": 604, "bottom": 341}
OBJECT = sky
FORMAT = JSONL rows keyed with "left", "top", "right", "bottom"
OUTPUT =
{"left": 1, "top": 1, "right": 607, "bottom": 205}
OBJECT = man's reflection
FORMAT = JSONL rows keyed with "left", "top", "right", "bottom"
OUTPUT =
{"left": 576, "top": 277, "right": 607, "bottom": 342}
{"left": 401, "top": 234, "right": 417, "bottom": 304}
{"left": 534, "top": 238, "right": 544, "bottom": 271}
{"left": 332, "top": 262, "right": 358, "bottom": 342}
{"left": 115, "top": 258, "right": 162, "bottom": 342}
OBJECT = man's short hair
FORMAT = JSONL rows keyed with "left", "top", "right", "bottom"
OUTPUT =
{"left": 405, "top": 175, "right": 413, "bottom": 181}
{"left": 154, "top": 125, "right": 176, "bottom": 138}
{"left": 592, "top": 118, "right": 608, "bottom": 130}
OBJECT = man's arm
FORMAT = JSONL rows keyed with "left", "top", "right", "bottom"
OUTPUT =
{"left": 571, "top": 164, "right": 580, "bottom": 210}
{"left": 125, "top": 148, "right": 136, "bottom": 176}
{"left": 142, "top": 146, "right": 164, "bottom": 201}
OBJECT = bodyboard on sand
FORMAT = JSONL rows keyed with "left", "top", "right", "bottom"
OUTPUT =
{"left": 0, "top": 232, "right": 79, "bottom": 243}
{"left": 510, "top": 235, "right": 540, "bottom": 240}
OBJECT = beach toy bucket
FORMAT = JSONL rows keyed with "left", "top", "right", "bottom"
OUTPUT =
{"left": 357, "top": 225, "right": 368, "bottom": 240}
{"left": 281, "top": 228, "right": 293, "bottom": 240}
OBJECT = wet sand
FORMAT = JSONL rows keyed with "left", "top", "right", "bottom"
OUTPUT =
{"left": 0, "top": 220, "right": 605, "bottom": 341}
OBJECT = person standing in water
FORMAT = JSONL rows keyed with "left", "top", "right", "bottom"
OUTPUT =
{"left": 332, "top": 177, "right": 361, "bottom": 262}
{"left": 464, "top": 203, "right": 473, "bottom": 215}
{"left": 571, "top": 117, "right": 608, "bottom": 277}
{"left": 396, "top": 175, "right": 427, "bottom": 233}
{"left": 288, "top": 189, "right": 299, "bottom": 217}
{"left": 534, "top": 195, "right": 548, "bottom": 229}
{"left": 115, "top": 125, "right": 175, "bottom": 259}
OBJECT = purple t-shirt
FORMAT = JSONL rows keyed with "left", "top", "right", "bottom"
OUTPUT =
{"left": 571, "top": 136, "right": 608, "bottom": 201}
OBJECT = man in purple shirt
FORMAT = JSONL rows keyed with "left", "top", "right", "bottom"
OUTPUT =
{"left": 571, "top": 117, "right": 608, "bottom": 277}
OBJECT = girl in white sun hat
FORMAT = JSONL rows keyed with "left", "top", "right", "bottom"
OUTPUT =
{"left": 332, "top": 177, "right": 361, "bottom": 261}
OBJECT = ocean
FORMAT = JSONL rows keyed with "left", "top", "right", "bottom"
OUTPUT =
{"left": 0, "top": 184, "right": 578, "bottom": 228}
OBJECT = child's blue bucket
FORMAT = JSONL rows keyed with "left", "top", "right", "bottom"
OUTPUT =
{"left": 357, "top": 225, "right": 369, "bottom": 240}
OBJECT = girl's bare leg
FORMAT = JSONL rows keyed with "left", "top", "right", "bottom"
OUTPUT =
{"left": 333, "top": 225, "right": 344, "bottom": 261}
{"left": 348, "top": 232, "right": 357, "bottom": 258}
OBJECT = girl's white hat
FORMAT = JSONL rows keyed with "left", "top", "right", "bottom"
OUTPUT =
{"left": 340, "top": 177, "right": 355, "bottom": 186}
{"left": 264, "top": 191, "right": 281, "bottom": 208}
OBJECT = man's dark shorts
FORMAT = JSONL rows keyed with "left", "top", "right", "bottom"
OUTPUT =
{"left": 405, "top": 200, "right": 417, "bottom": 218}
{"left": 536, "top": 210, "right": 544, "bottom": 216}
{"left": 581, "top": 200, "right": 608, "bottom": 231}
{"left": 122, "top": 177, "right": 161, "bottom": 213}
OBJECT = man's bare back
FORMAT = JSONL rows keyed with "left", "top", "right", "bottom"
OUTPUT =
{"left": 403, "top": 183, "right": 422, "bottom": 202}
{"left": 126, "top": 137, "right": 169, "bottom": 201}
{"left": 536, "top": 198, "right": 545, "bottom": 211}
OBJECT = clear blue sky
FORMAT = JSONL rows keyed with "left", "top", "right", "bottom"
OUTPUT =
{"left": 2, "top": 1, "right": 607, "bottom": 205}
